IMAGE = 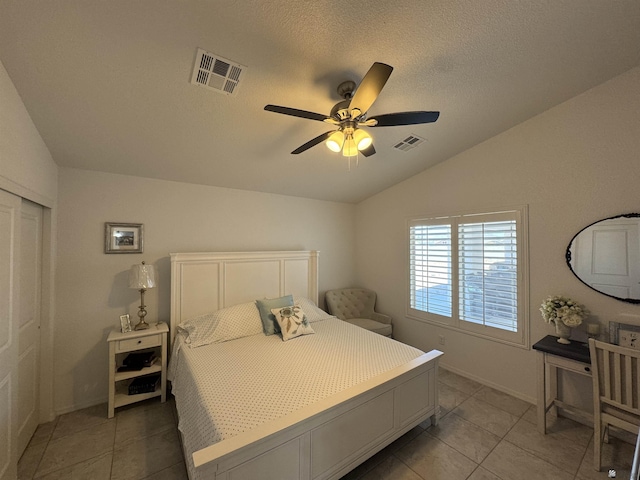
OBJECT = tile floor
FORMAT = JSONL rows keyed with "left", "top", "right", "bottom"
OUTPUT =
{"left": 18, "top": 370, "right": 636, "bottom": 480}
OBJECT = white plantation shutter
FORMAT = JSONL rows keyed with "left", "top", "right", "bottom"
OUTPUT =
{"left": 409, "top": 222, "right": 452, "bottom": 317}
{"left": 458, "top": 216, "right": 518, "bottom": 332}
{"left": 408, "top": 208, "right": 527, "bottom": 346}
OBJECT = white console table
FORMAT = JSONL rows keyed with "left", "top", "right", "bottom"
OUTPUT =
{"left": 533, "top": 335, "right": 593, "bottom": 434}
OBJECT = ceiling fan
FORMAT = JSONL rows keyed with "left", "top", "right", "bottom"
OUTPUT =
{"left": 264, "top": 62, "right": 440, "bottom": 158}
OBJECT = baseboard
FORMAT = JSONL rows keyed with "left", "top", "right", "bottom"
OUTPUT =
{"left": 439, "top": 363, "right": 536, "bottom": 405}
{"left": 55, "top": 397, "right": 106, "bottom": 416}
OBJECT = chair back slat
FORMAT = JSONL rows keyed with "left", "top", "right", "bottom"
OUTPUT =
{"left": 614, "top": 352, "right": 621, "bottom": 403}
{"left": 626, "top": 355, "right": 634, "bottom": 407}
{"left": 603, "top": 349, "right": 611, "bottom": 400}
{"left": 637, "top": 363, "right": 640, "bottom": 410}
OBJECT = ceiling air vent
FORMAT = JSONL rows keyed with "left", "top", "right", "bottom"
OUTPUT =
{"left": 393, "top": 134, "right": 425, "bottom": 152}
{"left": 191, "top": 48, "right": 246, "bottom": 96}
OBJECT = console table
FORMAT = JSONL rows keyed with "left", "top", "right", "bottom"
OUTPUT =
{"left": 533, "top": 335, "right": 592, "bottom": 434}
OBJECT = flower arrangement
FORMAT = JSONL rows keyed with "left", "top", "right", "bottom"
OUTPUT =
{"left": 540, "top": 295, "right": 589, "bottom": 327}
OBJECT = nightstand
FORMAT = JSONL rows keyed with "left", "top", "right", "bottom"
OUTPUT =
{"left": 107, "top": 321, "right": 168, "bottom": 418}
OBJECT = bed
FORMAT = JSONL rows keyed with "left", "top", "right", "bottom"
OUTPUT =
{"left": 169, "top": 250, "right": 443, "bottom": 480}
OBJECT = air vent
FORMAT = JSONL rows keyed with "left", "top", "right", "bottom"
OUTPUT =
{"left": 393, "top": 134, "right": 425, "bottom": 152}
{"left": 191, "top": 48, "right": 246, "bottom": 96}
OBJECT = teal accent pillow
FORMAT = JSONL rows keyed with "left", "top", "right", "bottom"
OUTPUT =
{"left": 256, "top": 295, "right": 294, "bottom": 335}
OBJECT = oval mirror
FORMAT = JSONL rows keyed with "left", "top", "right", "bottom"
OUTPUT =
{"left": 566, "top": 213, "right": 640, "bottom": 304}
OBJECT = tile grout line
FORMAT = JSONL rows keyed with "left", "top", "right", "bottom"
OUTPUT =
{"left": 473, "top": 404, "right": 529, "bottom": 479}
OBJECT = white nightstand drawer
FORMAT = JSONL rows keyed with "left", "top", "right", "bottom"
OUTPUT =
{"left": 116, "top": 334, "right": 161, "bottom": 353}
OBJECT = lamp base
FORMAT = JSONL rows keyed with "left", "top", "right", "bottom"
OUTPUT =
{"left": 134, "top": 288, "right": 150, "bottom": 330}
{"left": 134, "top": 320, "right": 150, "bottom": 331}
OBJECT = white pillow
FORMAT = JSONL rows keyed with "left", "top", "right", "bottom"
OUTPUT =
{"left": 271, "top": 305, "right": 315, "bottom": 341}
{"left": 178, "top": 301, "right": 263, "bottom": 348}
{"left": 292, "top": 296, "right": 332, "bottom": 323}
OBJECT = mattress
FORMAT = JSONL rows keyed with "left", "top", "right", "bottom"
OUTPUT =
{"left": 169, "top": 316, "right": 425, "bottom": 467}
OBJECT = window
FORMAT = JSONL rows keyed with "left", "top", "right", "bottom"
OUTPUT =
{"left": 408, "top": 207, "right": 528, "bottom": 346}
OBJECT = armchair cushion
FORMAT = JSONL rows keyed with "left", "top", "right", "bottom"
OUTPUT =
{"left": 325, "top": 288, "right": 393, "bottom": 337}
{"left": 371, "top": 312, "right": 392, "bottom": 325}
{"left": 347, "top": 318, "right": 393, "bottom": 337}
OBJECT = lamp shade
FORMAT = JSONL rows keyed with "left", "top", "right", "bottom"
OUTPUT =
{"left": 129, "top": 262, "right": 156, "bottom": 289}
{"left": 326, "top": 131, "right": 345, "bottom": 152}
{"left": 342, "top": 134, "right": 358, "bottom": 157}
{"left": 353, "top": 129, "right": 372, "bottom": 150}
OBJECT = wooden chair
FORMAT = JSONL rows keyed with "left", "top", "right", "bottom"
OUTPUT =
{"left": 589, "top": 338, "right": 640, "bottom": 471}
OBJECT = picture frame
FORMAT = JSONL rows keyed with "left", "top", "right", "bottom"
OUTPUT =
{"left": 609, "top": 321, "right": 640, "bottom": 350}
{"left": 120, "top": 314, "right": 132, "bottom": 333}
{"left": 105, "top": 223, "right": 143, "bottom": 254}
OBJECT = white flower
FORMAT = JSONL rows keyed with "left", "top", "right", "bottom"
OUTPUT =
{"left": 563, "top": 313, "right": 584, "bottom": 327}
{"left": 539, "top": 295, "right": 589, "bottom": 327}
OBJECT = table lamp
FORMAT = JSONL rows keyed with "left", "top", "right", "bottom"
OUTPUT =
{"left": 129, "top": 261, "right": 156, "bottom": 330}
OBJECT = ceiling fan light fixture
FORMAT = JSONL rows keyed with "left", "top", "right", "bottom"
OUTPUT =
{"left": 354, "top": 129, "right": 372, "bottom": 151}
{"left": 342, "top": 134, "right": 358, "bottom": 157}
{"left": 264, "top": 62, "right": 440, "bottom": 157}
{"left": 326, "top": 131, "right": 345, "bottom": 152}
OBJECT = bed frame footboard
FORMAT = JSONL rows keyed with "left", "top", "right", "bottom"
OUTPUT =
{"left": 186, "top": 350, "right": 442, "bottom": 480}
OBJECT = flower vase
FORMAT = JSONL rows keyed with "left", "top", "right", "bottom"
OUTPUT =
{"left": 555, "top": 321, "right": 572, "bottom": 344}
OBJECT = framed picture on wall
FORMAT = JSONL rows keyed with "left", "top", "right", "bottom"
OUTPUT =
{"left": 105, "top": 223, "right": 143, "bottom": 254}
{"left": 120, "top": 314, "right": 132, "bottom": 333}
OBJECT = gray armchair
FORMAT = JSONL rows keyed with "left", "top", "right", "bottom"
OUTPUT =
{"left": 325, "top": 288, "right": 392, "bottom": 337}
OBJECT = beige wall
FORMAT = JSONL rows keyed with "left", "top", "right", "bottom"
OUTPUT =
{"left": 355, "top": 66, "right": 640, "bottom": 403}
{"left": 55, "top": 167, "right": 356, "bottom": 412}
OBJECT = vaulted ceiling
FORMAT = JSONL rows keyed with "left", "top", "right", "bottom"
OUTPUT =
{"left": 1, "top": 1, "right": 639, "bottom": 203}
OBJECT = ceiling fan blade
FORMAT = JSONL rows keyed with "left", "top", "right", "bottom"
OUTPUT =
{"left": 368, "top": 111, "right": 440, "bottom": 127}
{"left": 291, "top": 130, "right": 335, "bottom": 154}
{"left": 348, "top": 62, "right": 393, "bottom": 117}
{"left": 264, "top": 105, "right": 330, "bottom": 122}
{"left": 360, "top": 144, "right": 376, "bottom": 157}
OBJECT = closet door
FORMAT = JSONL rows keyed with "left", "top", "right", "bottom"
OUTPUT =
{"left": 18, "top": 199, "right": 42, "bottom": 456}
{"left": 0, "top": 189, "right": 20, "bottom": 480}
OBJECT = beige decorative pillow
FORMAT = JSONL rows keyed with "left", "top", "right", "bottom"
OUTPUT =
{"left": 271, "top": 305, "right": 315, "bottom": 341}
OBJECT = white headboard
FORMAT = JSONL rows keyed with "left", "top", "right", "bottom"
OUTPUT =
{"left": 169, "top": 250, "right": 319, "bottom": 343}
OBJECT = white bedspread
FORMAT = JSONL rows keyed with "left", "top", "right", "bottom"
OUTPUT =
{"left": 169, "top": 317, "right": 424, "bottom": 468}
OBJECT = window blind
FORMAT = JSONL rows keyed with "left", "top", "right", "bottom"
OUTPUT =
{"left": 458, "top": 220, "right": 518, "bottom": 332}
{"left": 409, "top": 223, "right": 452, "bottom": 317}
{"left": 408, "top": 207, "right": 527, "bottom": 346}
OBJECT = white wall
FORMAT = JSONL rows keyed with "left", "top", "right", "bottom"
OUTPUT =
{"left": 8, "top": 49, "right": 640, "bottom": 414}
{"left": 55, "top": 167, "right": 356, "bottom": 413}
{"left": 0, "top": 60, "right": 58, "bottom": 205}
{"left": 355, "top": 66, "right": 640, "bottom": 403}
{"left": 0, "top": 60, "right": 58, "bottom": 422}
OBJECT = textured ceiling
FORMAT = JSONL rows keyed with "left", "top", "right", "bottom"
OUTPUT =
{"left": 1, "top": 1, "right": 639, "bottom": 203}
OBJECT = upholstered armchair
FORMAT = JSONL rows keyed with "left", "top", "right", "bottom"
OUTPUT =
{"left": 325, "top": 288, "right": 392, "bottom": 337}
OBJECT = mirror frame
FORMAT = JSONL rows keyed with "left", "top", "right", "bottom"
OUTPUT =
{"left": 566, "top": 213, "right": 640, "bottom": 304}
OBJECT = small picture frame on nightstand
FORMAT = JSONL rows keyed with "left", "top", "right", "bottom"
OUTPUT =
{"left": 120, "top": 314, "right": 132, "bottom": 333}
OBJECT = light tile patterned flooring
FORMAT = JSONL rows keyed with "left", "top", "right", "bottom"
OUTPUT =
{"left": 18, "top": 370, "right": 636, "bottom": 480}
